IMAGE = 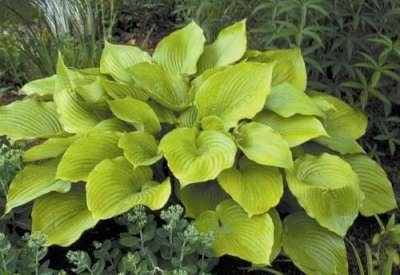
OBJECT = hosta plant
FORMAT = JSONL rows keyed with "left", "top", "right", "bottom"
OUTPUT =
{"left": 0, "top": 20, "right": 397, "bottom": 274}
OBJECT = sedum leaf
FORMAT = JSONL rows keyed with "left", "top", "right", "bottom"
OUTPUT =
{"left": 343, "top": 155, "right": 397, "bottom": 216}
{"left": 100, "top": 41, "right": 152, "bottom": 83}
{"left": 195, "top": 199, "right": 274, "bottom": 265}
{"left": 118, "top": 131, "right": 162, "bottom": 168}
{"left": 218, "top": 158, "right": 283, "bottom": 216}
{"left": 159, "top": 127, "right": 236, "bottom": 187}
{"left": 23, "top": 136, "right": 78, "bottom": 162}
{"left": 57, "top": 130, "right": 122, "bottom": 181}
{"left": 0, "top": 99, "right": 63, "bottom": 140}
{"left": 86, "top": 157, "right": 170, "bottom": 219}
{"left": 234, "top": 122, "right": 292, "bottom": 168}
{"left": 286, "top": 153, "right": 364, "bottom": 236}
{"left": 32, "top": 188, "right": 98, "bottom": 246}
{"left": 195, "top": 62, "right": 274, "bottom": 128}
{"left": 153, "top": 21, "right": 205, "bottom": 75}
{"left": 108, "top": 97, "right": 161, "bottom": 134}
{"left": 283, "top": 212, "right": 349, "bottom": 275}
{"left": 6, "top": 158, "right": 71, "bottom": 214}
{"left": 21, "top": 75, "right": 57, "bottom": 97}
{"left": 198, "top": 20, "right": 247, "bottom": 72}
{"left": 254, "top": 111, "right": 327, "bottom": 147}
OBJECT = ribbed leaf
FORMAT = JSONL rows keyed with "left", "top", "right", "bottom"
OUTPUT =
{"left": 57, "top": 131, "right": 122, "bottom": 181}
{"left": 269, "top": 208, "right": 283, "bottom": 263}
{"left": 218, "top": 158, "right": 283, "bottom": 216}
{"left": 75, "top": 77, "right": 106, "bottom": 103}
{"left": 265, "top": 83, "right": 324, "bottom": 117}
{"left": 118, "top": 131, "right": 162, "bottom": 168}
{"left": 286, "top": 153, "right": 363, "bottom": 236}
{"left": 159, "top": 128, "right": 237, "bottom": 187}
{"left": 254, "top": 111, "right": 327, "bottom": 147}
{"left": 234, "top": 122, "right": 292, "bottom": 168}
{"left": 6, "top": 158, "right": 71, "bottom": 213}
{"left": 195, "top": 62, "right": 273, "bottom": 128}
{"left": 32, "top": 188, "right": 98, "bottom": 246}
{"left": 101, "top": 78, "right": 148, "bottom": 101}
{"left": 178, "top": 181, "right": 229, "bottom": 218}
{"left": 0, "top": 99, "right": 63, "bottom": 140}
{"left": 343, "top": 155, "right": 397, "bottom": 216}
{"left": 23, "top": 136, "right": 78, "bottom": 162}
{"left": 195, "top": 199, "right": 274, "bottom": 265}
{"left": 108, "top": 97, "right": 161, "bottom": 134}
{"left": 178, "top": 107, "right": 199, "bottom": 128}
{"left": 56, "top": 54, "right": 95, "bottom": 91}
{"left": 198, "top": 20, "right": 247, "bottom": 72}
{"left": 148, "top": 101, "right": 176, "bottom": 124}
{"left": 283, "top": 212, "right": 349, "bottom": 275}
{"left": 315, "top": 133, "right": 365, "bottom": 154}
{"left": 249, "top": 48, "right": 307, "bottom": 92}
{"left": 86, "top": 157, "right": 170, "bottom": 219}
{"left": 100, "top": 41, "right": 152, "bottom": 83}
{"left": 21, "top": 75, "right": 57, "bottom": 97}
{"left": 200, "top": 115, "right": 225, "bottom": 131}
{"left": 128, "top": 63, "right": 190, "bottom": 111}
{"left": 153, "top": 21, "right": 205, "bottom": 75}
{"left": 93, "top": 118, "right": 132, "bottom": 132}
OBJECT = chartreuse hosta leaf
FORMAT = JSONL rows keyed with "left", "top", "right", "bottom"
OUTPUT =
{"left": 108, "top": 97, "right": 161, "bottom": 134}
{"left": 0, "top": 99, "right": 63, "bottom": 140}
{"left": 21, "top": 75, "right": 57, "bottom": 97}
{"left": 75, "top": 77, "right": 106, "bottom": 103}
{"left": 269, "top": 208, "right": 283, "bottom": 263}
{"left": 283, "top": 212, "right": 349, "bottom": 275}
{"left": 153, "top": 21, "right": 205, "bottom": 75}
{"left": 198, "top": 20, "right": 247, "bottom": 72}
{"left": 128, "top": 63, "right": 190, "bottom": 111}
{"left": 218, "top": 158, "right": 283, "bottom": 216}
{"left": 86, "top": 157, "right": 170, "bottom": 219}
{"left": 93, "top": 118, "right": 131, "bottom": 132}
{"left": 23, "top": 136, "right": 78, "bottom": 162}
{"left": 249, "top": 48, "right": 307, "bottom": 92}
{"left": 286, "top": 153, "right": 364, "bottom": 236}
{"left": 101, "top": 78, "right": 148, "bottom": 101}
{"left": 343, "top": 155, "right": 397, "bottom": 216}
{"left": 195, "top": 62, "right": 274, "bottom": 128}
{"left": 234, "top": 122, "right": 292, "bottom": 168}
{"left": 254, "top": 110, "right": 327, "bottom": 147}
{"left": 100, "top": 41, "right": 152, "bottom": 83}
{"left": 57, "top": 130, "right": 122, "bottom": 181}
{"left": 265, "top": 83, "right": 324, "bottom": 117}
{"left": 178, "top": 107, "right": 199, "bottom": 128}
{"left": 148, "top": 101, "right": 176, "bottom": 124}
{"left": 178, "top": 181, "right": 229, "bottom": 218}
{"left": 5, "top": 158, "right": 71, "bottom": 214}
{"left": 159, "top": 128, "right": 236, "bottom": 187}
{"left": 32, "top": 187, "right": 98, "bottom": 246}
{"left": 195, "top": 199, "right": 274, "bottom": 265}
{"left": 118, "top": 131, "right": 162, "bottom": 168}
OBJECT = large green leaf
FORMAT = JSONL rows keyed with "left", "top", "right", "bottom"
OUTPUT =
{"left": 0, "top": 99, "right": 63, "bottom": 140}
{"left": 56, "top": 54, "right": 95, "bottom": 91}
{"left": 159, "top": 128, "right": 236, "bottom": 187}
{"left": 100, "top": 41, "right": 152, "bottom": 83}
{"left": 93, "top": 118, "right": 132, "bottom": 132}
{"left": 147, "top": 101, "right": 177, "bottom": 124}
{"left": 254, "top": 111, "right": 327, "bottom": 147}
{"left": 234, "top": 122, "right": 292, "bottom": 168}
{"left": 265, "top": 83, "right": 324, "bottom": 117}
{"left": 283, "top": 212, "right": 349, "bottom": 275}
{"left": 269, "top": 208, "right": 283, "bottom": 263}
{"left": 32, "top": 188, "right": 98, "bottom": 246}
{"left": 75, "top": 77, "right": 107, "bottom": 103}
{"left": 86, "top": 157, "right": 170, "bottom": 219}
{"left": 195, "top": 199, "right": 274, "bottom": 265}
{"left": 101, "top": 78, "right": 148, "bottom": 101}
{"left": 195, "top": 62, "right": 274, "bottom": 128}
{"left": 286, "top": 153, "right": 363, "bottom": 236}
{"left": 343, "top": 155, "right": 397, "bottom": 216}
{"left": 108, "top": 97, "right": 161, "bottom": 134}
{"left": 5, "top": 158, "right": 71, "bottom": 214}
{"left": 57, "top": 131, "right": 122, "bottom": 181}
{"left": 21, "top": 75, "right": 57, "bottom": 97}
{"left": 315, "top": 133, "right": 365, "bottom": 155}
{"left": 197, "top": 20, "right": 247, "bottom": 72}
{"left": 128, "top": 63, "right": 190, "bottom": 111}
{"left": 118, "top": 131, "right": 162, "bottom": 168}
{"left": 218, "top": 158, "right": 283, "bottom": 216}
{"left": 178, "top": 181, "right": 229, "bottom": 218}
{"left": 249, "top": 48, "right": 307, "bottom": 92}
{"left": 178, "top": 107, "right": 199, "bottom": 128}
{"left": 153, "top": 21, "right": 205, "bottom": 75}
{"left": 23, "top": 136, "right": 78, "bottom": 162}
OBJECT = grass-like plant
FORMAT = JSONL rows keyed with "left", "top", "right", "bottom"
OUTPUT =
{"left": 0, "top": 20, "right": 397, "bottom": 274}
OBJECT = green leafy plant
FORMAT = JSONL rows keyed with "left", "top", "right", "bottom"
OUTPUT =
{"left": 0, "top": 20, "right": 397, "bottom": 274}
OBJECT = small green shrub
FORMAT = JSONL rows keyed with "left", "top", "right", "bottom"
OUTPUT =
{"left": 0, "top": 20, "right": 397, "bottom": 274}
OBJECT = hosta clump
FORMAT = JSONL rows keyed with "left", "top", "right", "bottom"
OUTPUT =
{"left": 0, "top": 20, "right": 397, "bottom": 274}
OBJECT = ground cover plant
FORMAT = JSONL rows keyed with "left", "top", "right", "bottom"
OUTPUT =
{"left": 0, "top": 19, "right": 398, "bottom": 274}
